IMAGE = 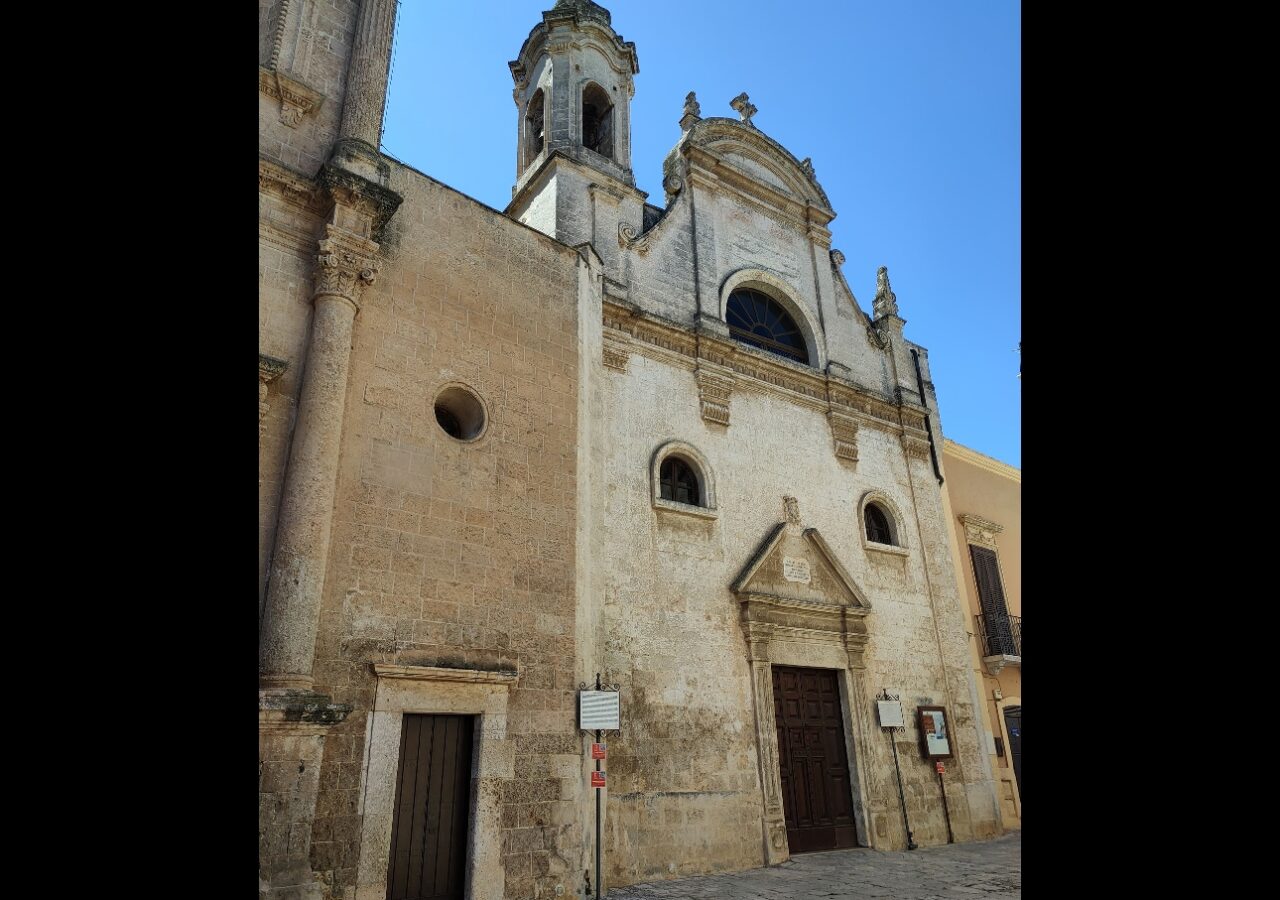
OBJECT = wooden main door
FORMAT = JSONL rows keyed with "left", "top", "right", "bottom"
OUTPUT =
{"left": 772, "top": 666, "right": 858, "bottom": 853}
{"left": 386, "top": 715, "right": 474, "bottom": 900}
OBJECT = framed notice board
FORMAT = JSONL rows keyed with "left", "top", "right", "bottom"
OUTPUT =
{"left": 917, "top": 705, "right": 953, "bottom": 759}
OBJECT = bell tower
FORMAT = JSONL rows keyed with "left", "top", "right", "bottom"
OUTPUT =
{"left": 507, "top": 0, "right": 643, "bottom": 250}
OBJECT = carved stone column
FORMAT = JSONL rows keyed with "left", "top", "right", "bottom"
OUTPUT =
{"left": 335, "top": 0, "right": 400, "bottom": 182}
{"left": 260, "top": 224, "right": 378, "bottom": 691}
{"left": 743, "top": 622, "right": 789, "bottom": 865}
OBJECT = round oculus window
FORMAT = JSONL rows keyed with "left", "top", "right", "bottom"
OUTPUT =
{"left": 433, "top": 385, "right": 487, "bottom": 442}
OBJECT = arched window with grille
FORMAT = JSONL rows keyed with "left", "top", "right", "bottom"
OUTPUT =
{"left": 725, "top": 288, "right": 809, "bottom": 364}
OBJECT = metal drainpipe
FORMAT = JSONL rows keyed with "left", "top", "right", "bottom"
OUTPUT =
{"left": 910, "top": 348, "right": 944, "bottom": 485}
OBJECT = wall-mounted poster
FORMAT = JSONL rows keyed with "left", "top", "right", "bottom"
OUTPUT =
{"left": 917, "top": 705, "right": 952, "bottom": 759}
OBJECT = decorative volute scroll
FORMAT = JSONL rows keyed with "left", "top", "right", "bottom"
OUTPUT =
{"left": 959, "top": 513, "right": 1004, "bottom": 550}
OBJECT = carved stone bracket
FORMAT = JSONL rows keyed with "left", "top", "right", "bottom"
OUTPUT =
{"left": 318, "top": 155, "right": 403, "bottom": 241}
{"left": 602, "top": 335, "right": 630, "bottom": 372}
{"left": 259, "top": 353, "right": 289, "bottom": 436}
{"left": 259, "top": 66, "right": 325, "bottom": 128}
{"left": 982, "top": 654, "right": 1021, "bottom": 677}
{"left": 259, "top": 156, "right": 321, "bottom": 211}
{"left": 900, "top": 432, "right": 932, "bottom": 460}
{"left": 315, "top": 225, "right": 379, "bottom": 309}
{"left": 960, "top": 513, "right": 1004, "bottom": 550}
{"left": 828, "top": 410, "right": 860, "bottom": 464}
{"left": 695, "top": 364, "right": 734, "bottom": 426}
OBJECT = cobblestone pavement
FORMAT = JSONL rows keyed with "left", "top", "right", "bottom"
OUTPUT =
{"left": 608, "top": 832, "right": 1021, "bottom": 900}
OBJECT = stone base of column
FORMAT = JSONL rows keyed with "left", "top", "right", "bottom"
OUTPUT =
{"left": 259, "top": 691, "right": 352, "bottom": 900}
{"left": 763, "top": 814, "right": 790, "bottom": 865}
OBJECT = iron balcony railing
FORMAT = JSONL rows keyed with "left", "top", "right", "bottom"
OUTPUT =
{"left": 976, "top": 613, "right": 1021, "bottom": 658}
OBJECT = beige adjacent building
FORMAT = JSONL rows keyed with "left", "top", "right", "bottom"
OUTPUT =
{"left": 260, "top": 2, "right": 1007, "bottom": 899}
{"left": 940, "top": 439, "right": 1021, "bottom": 828}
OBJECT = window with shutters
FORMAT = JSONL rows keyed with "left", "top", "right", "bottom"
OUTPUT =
{"left": 970, "top": 544, "right": 1020, "bottom": 659}
{"left": 651, "top": 441, "right": 717, "bottom": 519}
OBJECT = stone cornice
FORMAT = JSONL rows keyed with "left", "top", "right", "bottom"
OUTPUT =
{"left": 510, "top": 3, "right": 639, "bottom": 89}
{"left": 684, "top": 145, "right": 833, "bottom": 237}
{"left": 960, "top": 514, "right": 1004, "bottom": 550}
{"left": 318, "top": 158, "right": 403, "bottom": 241}
{"left": 943, "top": 438, "right": 1021, "bottom": 483}
{"left": 259, "top": 354, "right": 289, "bottom": 383}
{"left": 258, "top": 65, "right": 325, "bottom": 128}
{"left": 258, "top": 156, "right": 323, "bottom": 211}
{"left": 681, "top": 118, "right": 836, "bottom": 213}
{"left": 372, "top": 663, "right": 519, "bottom": 685}
{"left": 603, "top": 299, "right": 924, "bottom": 437}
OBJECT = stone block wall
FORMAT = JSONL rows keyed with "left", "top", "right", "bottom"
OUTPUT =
{"left": 295, "top": 166, "right": 588, "bottom": 898}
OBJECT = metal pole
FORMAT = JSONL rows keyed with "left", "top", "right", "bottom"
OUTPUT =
{"left": 596, "top": 670, "right": 601, "bottom": 896}
{"left": 889, "top": 734, "right": 917, "bottom": 850}
{"left": 937, "top": 767, "right": 953, "bottom": 843}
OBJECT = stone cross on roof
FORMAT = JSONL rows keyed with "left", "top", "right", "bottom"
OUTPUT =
{"left": 730, "top": 92, "right": 757, "bottom": 127}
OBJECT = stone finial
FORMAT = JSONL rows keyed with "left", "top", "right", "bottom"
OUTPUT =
{"left": 800, "top": 157, "right": 815, "bottom": 178}
{"left": 730, "top": 92, "right": 757, "bottom": 127}
{"left": 873, "top": 265, "right": 899, "bottom": 319}
{"left": 680, "top": 91, "right": 702, "bottom": 132}
{"left": 783, "top": 495, "right": 801, "bottom": 525}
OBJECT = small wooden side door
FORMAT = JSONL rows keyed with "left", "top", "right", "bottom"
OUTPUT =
{"left": 386, "top": 715, "right": 474, "bottom": 900}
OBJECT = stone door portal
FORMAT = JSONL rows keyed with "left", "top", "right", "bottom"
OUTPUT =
{"left": 772, "top": 666, "right": 858, "bottom": 853}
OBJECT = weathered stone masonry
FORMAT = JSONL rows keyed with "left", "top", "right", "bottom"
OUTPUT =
{"left": 260, "top": 2, "right": 1005, "bottom": 898}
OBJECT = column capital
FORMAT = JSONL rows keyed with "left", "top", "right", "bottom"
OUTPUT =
{"left": 314, "top": 224, "right": 379, "bottom": 310}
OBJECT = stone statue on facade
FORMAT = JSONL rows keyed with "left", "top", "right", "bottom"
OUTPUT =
{"left": 873, "top": 265, "right": 899, "bottom": 319}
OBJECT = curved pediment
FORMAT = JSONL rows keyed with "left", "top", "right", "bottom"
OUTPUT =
{"left": 684, "top": 118, "right": 834, "bottom": 214}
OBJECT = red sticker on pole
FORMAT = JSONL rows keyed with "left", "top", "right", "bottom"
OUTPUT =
{"left": 935, "top": 762, "right": 945, "bottom": 774}
{"left": 591, "top": 743, "right": 607, "bottom": 760}
{"left": 591, "top": 771, "right": 606, "bottom": 789}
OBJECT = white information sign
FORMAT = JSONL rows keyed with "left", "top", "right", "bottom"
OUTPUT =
{"left": 579, "top": 690, "right": 620, "bottom": 730}
{"left": 876, "top": 700, "right": 904, "bottom": 728}
{"left": 782, "top": 557, "right": 811, "bottom": 583}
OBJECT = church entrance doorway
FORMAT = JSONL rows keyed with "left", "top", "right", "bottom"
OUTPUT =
{"left": 772, "top": 666, "right": 858, "bottom": 853}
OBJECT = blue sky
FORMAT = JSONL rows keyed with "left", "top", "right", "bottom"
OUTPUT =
{"left": 381, "top": 1, "right": 1021, "bottom": 468}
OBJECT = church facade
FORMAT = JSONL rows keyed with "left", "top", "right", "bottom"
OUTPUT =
{"left": 259, "top": 2, "right": 1005, "bottom": 899}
